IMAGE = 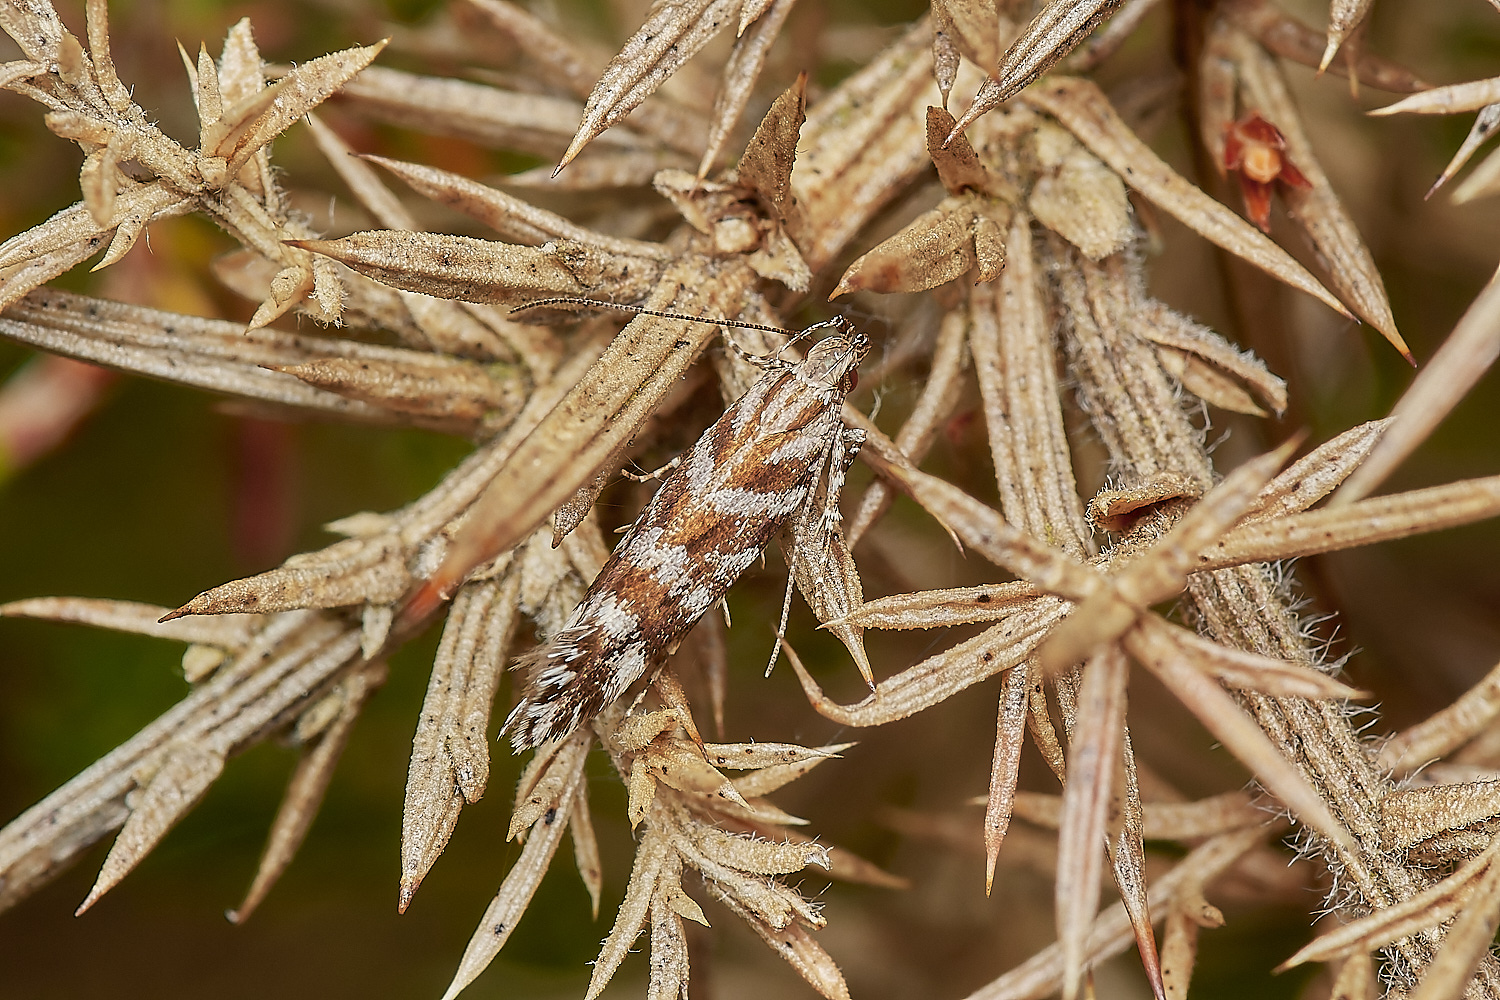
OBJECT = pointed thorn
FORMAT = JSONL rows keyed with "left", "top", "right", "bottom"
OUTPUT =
{"left": 74, "top": 887, "right": 103, "bottom": 916}
{"left": 943, "top": 92, "right": 990, "bottom": 149}
{"left": 1317, "top": 37, "right": 1340, "bottom": 76}
{"left": 228, "top": 882, "right": 270, "bottom": 925}
{"left": 555, "top": 131, "right": 588, "bottom": 177}
{"left": 158, "top": 607, "right": 190, "bottom": 623}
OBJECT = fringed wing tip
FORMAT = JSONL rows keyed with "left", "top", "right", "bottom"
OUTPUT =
{"left": 504, "top": 638, "right": 603, "bottom": 752}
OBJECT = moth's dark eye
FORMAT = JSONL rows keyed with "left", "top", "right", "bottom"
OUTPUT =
{"left": 844, "top": 369, "right": 859, "bottom": 392}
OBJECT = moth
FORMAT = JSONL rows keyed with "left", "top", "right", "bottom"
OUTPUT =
{"left": 504, "top": 300, "right": 869, "bottom": 751}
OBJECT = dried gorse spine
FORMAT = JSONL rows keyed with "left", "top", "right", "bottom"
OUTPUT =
{"left": 3, "top": 0, "right": 1500, "bottom": 998}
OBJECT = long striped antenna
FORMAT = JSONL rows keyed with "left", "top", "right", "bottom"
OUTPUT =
{"left": 511, "top": 295, "right": 803, "bottom": 338}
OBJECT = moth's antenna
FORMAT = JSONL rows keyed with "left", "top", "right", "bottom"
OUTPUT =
{"left": 512, "top": 295, "right": 799, "bottom": 338}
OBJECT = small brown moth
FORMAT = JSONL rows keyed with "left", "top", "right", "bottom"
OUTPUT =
{"left": 504, "top": 299, "right": 869, "bottom": 750}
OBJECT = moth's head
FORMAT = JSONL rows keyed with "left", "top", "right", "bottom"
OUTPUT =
{"left": 801, "top": 318, "right": 869, "bottom": 392}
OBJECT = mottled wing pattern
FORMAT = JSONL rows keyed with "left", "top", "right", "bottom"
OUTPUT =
{"left": 506, "top": 331, "right": 867, "bottom": 750}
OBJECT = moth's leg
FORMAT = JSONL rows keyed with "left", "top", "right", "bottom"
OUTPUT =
{"left": 622, "top": 454, "right": 683, "bottom": 482}
{"left": 773, "top": 318, "right": 850, "bottom": 364}
{"left": 840, "top": 425, "right": 867, "bottom": 467}
{"left": 764, "top": 552, "right": 799, "bottom": 678}
{"left": 718, "top": 598, "right": 732, "bottom": 628}
{"left": 819, "top": 426, "right": 867, "bottom": 537}
{"left": 723, "top": 327, "right": 780, "bottom": 369}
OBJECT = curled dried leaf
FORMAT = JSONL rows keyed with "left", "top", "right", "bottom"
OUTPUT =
{"left": 786, "top": 601, "right": 1067, "bottom": 727}
{"left": 1028, "top": 121, "right": 1132, "bottom": 260}
{"left": 1087, "top": 475, "right": 1201, "bottom": 534}
{"left": 927, "top": 105, "right": 998, "bottom": 194}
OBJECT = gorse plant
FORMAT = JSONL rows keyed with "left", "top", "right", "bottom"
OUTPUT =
{"left": 2, "top": 0, "right": 1500, "bottom": 997}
